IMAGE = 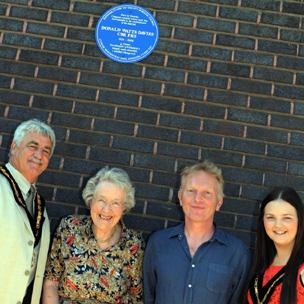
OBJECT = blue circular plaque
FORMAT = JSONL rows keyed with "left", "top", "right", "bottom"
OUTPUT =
{"left": 95, "top": 4, "right": 159, "bottom": 63}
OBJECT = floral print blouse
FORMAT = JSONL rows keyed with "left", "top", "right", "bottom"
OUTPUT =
{"left": 45, "top": 215, "right": 144, "bottom": 304}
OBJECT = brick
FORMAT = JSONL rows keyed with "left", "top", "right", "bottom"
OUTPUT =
{"left": 55, "top": 188, "right": 81, "bottom": 205}
{"left": 174, "top": 28, "right": 213, "bottom": 44}
{"left": 67, "top": 28, "right": 94, "bottom": 42}
{"left": 27, "top": 22, "right": 65, "bottom": 37}
{"left": 0, "top": 18, "right": 23, "bottom": 31}
{"left": 258, "top": 40, "right": 297, "bottom": 55}
{"left": 180, "top": 131, "right": 222, "bottom": 148}
{"left": 217, "top": 34, "right": 255, "bottom": 49}
{"left": 250, "top": 96, "right": 291, "bottom": 113}
{"left": 145, "top": 66, "right": 185, "bottom": 83}
{"left": 0, "top": 59, "right": 35, "bottom": 77}
{"left": 19, "top": 49, "right": 58, "bottom": 65}
{"left": 215, "top": 212, "right": 235, "bottom": 228}
{"left": 192, "top": 45, "right": 231, "bottom": 61}
{"left": 138, "top": 0, "right": 175, "bottom": 10}
{"left": 164, "top": 83, "right": 204, "bottom": 100}
{"left": 220, "top": 7, "right": 258, "bottom": 22}
{"left": 277, "top": 56, "right": 304, "bottom": 70}
{"left": 38, "top": 66, "right": 77, "bottom": 83}
{"left": 138, "top": 125, "right": 178, "bottom": 142}
{"left": 69, "top": 130, "right": 110, "bottom": 146}
{"left": 157, "top": 40, "right": 190, "bottom": 55}
{"left": 185, "top": 101, "right": 225, "bottom": 119}
{"left": 63, "top": 158, "right": 103, "bottom": 175}
{"left": 54, "top": 142, "right": 87, "bottom": 158}
{"left": 103, "top": 61, "right": 142, "bottom": 77}
{"left": 296, "top": 73, "right": 304, "bottom": 86}
{"left": 222, "top": 198, "right": 259, "bottom": 216}
{"left": 156, "top": 12, "right": 193, "bottom": 27}
{"left": 254, "top": 66, "right": 293, "bottom": 84}
{"left": 211, "top": 62, "right": 250, "bottom": 78}
{"left": 136, "top": 182, "right": 170, "bottom": 201}
{"left": 10, "top": 6, "right": 48, "bottom": 21}
{"left": 167, "top": 56, "right": 207, "bottom": 71}
{"left": 56, "top": 84, "right": 97, "bottom": 100}
{"left": 146, "top": 201, "right": 183, "bottom": 221}
{"left": 44, "top": 39, "right": 83, "bottom": 54}
{"left": 261, "top": 12, "right": 300, "bottom": 28}
{"left": 280, "top": 29, "right": 304, "bottom": 43}
{"left": 228, "top": 108, "right": 267, "bottom": 125}
{"left": 207, "top": 90, "right": 248, "bottom": 107}
{"left": 116, "top": 108, "right": 157, "bottom": 124}
{"left": 46, "top": 203, "right": 75, "bottom": 223}
{"left": 158, "top": 142, "right": 198, "bottom": 159}
{"left": 197, "top": 17, "right": 235, "bottom": 33}
{"left": 79, "top": 72, "right": 120, "bottom": 88}
{"left": 73, "top": 1, "right": 107, "bottom": 15}
{"left": 51, "top": 11, "right": 89, "bottom": 26}
{"left": 264, "top": 172, "right": 304, "bottom": 191}
{"left": 268, "top": 144, "right": 304, "bottom": 161}
{"left": 0, "top": 46, "right": 17, "bottom": 59}
{"left": 40, "top": 170, "right": 80, "bottom": 187}
{"left": 231, "top": 79, "right": 271, "bottom": 95}
{"left": 121, "top": 78, "right": 161, "bottom": 94}
{"left": 235, "top": 215, "right": 257, "bottom": 231}
{"left": 112, "top": 135, "right": 154, "bottom": 153}
{"left": 62, "top": 55, "right": 101, "bottom": 72}
{"left": 239, "top": 23, "right": 277, "bottom": 39}
{"left": 241, "top": 184, "right": 269, "bottom": 201}
{"left": 282, "top": 2, "right": 304, "bottom": 15}
{"left": 274, "top": 84, "right": 304, "bottom": 100}
{"left": 94, "top": 119, "right": 134, "bottom": 136}
{"left": 33, "top": 0, "right": 69, "bottom": 10}
{"left": 159, "top": 113, "right": 201, "bottom": 130}
{"left": 224, "top": 137, "right": 265, "bottom": 154}
{"left": 247, "top": 126, "right": 288, "bottom": 143}
{"left": 52, "top": 112, "right": 92, "bottom": 129}
{"left": 187, "top": 73, "right": 227, "bottom": 89}
{"left": 271, "top": 113, "right": 304, "bottom": 131}
{"left": 152, "top": 171, "right": 179, "bottom": 187}
{"left": 224, "top": 182, "right": 241, "bottom": 197}
{"left": 3, "top": 33, "right": 42, "bottom": 49}
{"left": 74, "top": 102, "right": 114, "bottom": 118}
{"left": 133, "top": 153, "right": 175, "bottom": 172}
{"left": 99, "top": 90, "right": 138, "bottom": 107}
{"left": 3, "top": 0, "right": 27, "bottom": 4}
{"left": 203, "top": 0, "right": 237, "bottom": 4}
{"left": 234, "top": 50, "right": 273, "bottom": 66}
{"left": 7, "top": 105, "right": 49, "bottom": 121}
{"left": 245, "top": 155, "right": 286, "bottom": 173}
{"left": 241, "top": 0, "right": 280, "bottom": 11}
{"left": 158, "top": 25, "right": 172, "bottom": 38}
{"left": 90, "top": 147, "right": 131, "bottom": 165}
{"left": 145, "top": 52, "right": 167, "bottom": 67}
{"left": 223, "top": 167, "right": 263, "bottom": 185}
{"left": 141, "top": 96, "right": 182, "bottom": 113}
{"left": 294, "top": 102, "right": 304, "bottom": 115}
{"left": 0, "top": 90, "right": 29, "bottom": 105}
{"left": 126, "top": 167, "right": 150, "bottom": 184}
{"left": 14, "top": 78, "right": 53, "bottom": 94}
{"left": 204, "top": 120, "right": 244, "bottom": 137}
{"left": 178, "top": 1, "right": 216, "bottom": 16}
{"left": 84, "top": 44, "right": 103, "bottom": 57}
{"left": 33, "top": 96, "right": 73, "bottom": 112}
{"left": 288, "top": 162, "right": 304, "bottom": 176}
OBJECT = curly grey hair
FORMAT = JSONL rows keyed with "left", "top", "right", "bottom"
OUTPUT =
{"left": 82, "top": 166, "right": 135, "bottom": 212}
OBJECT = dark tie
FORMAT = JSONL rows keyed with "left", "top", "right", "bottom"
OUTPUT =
{"left": 25, "top": 185, "right": 36, "bottom": 216}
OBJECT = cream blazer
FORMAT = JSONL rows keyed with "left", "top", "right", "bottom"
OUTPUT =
{"left": 0, "top": 170, "right": 50, "bottom": 304}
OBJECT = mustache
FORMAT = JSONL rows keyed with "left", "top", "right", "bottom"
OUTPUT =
{"left": 29, "top": 157, "right": 43, "bottom": 165}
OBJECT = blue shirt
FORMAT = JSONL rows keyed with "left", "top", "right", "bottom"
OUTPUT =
{"left": 143, "top": 223, "right": 250, "bottom": 304}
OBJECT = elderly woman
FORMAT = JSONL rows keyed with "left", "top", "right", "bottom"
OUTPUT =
{"left": 42, "top": 167, "right": 144, "bottom": 304}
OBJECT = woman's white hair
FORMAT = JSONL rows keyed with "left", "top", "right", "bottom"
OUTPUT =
{"left": 82, "top": 166, "right": 135, "bottom": 212}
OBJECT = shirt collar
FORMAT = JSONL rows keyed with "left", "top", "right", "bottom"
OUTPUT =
{"left": 6, "top": 162, "right": 32, "bottom": 198}
{"left": 168, "top": 222, "right": 229, "bottom": 246}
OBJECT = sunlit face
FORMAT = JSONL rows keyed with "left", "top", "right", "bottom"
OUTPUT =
{"left": 263, "top": 199, "right": 298, "bottom": 250}
{"left": 178, "top": 171, "right": 223, "bottom": 225}
{"left": 90, "top": 181, "right": 126, "bottom": 233}
{"left": 9, "top": 132, "right": 52, "bottom": 183}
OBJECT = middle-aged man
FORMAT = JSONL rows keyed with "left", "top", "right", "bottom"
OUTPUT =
{"left": 144, "top": 160, "right": 250, "bottom": 304}
{"left": 0, "top": 118, "right": 56, "bottom": 304}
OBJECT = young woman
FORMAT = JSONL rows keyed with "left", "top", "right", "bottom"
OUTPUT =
{"left": 246, "top": 187, "right": 304, "bottom": 304}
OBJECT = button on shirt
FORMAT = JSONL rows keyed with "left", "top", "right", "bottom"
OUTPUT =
{"left": 143, "top": 223, "right": 250, "bottom": 304}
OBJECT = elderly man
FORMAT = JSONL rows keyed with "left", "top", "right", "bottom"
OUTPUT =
{"left": 0, "top": 119, "right": 56, "bottom": 303}
{"left": 144, "top": 160, "right": 250, "bottom": 304}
